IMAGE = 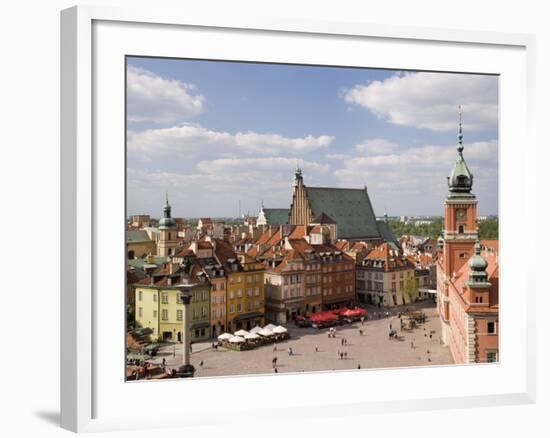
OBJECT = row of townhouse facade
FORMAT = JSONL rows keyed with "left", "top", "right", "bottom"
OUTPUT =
{"left": 131, "top": 236, "right": 266, "bottom": 342}
{"left": 253, "top": 226, "right": 357, "bottom": 324}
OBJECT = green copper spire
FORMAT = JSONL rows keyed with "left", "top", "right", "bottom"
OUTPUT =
{"left": 159, "top": 192, "right": 176, "bottom": 228}
{"left": 467, "top": 240, "right": 490, "bottom": 287}
{"left": 447, "top": 105, "right": 474, "bottom": 196}
{"left": 457, "top": 105, "right": 464, "bottom": 154}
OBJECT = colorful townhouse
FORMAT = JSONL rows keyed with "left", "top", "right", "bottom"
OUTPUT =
{"left": 133, "top": 259, "right": 211, "bottom": 343}
{"left": 359, "top": 242, "right": 417, "bottom": 306}
{"left": 214, "top": 239, "right": 265, "bottom": 332}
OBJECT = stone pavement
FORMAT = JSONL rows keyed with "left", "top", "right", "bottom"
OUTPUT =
{"left": 150, "top": 302, "right": 453, "bottom": 378}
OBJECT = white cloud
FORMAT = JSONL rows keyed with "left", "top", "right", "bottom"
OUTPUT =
{"left": 196, "top": 157, "right": 330, "bottom": 174}
{"left": 128, "top": 123, "right": 334, "bottom": 159}
{"left": 127, "top": 66, "right": 205, "bottom": 124}
{"left": 355, "top": 138, "right": 398, "bottom": 155}
{"left": 334, "top": 139, "right": 498, "bottom": 215}
{"left": 342, "top": 72, "right": 498, "bottom": 132}
{"left": 325, "top": 153, "right": 351, "bottom": 160}
{"left": 127, "top": 157, "right": 329, "bottom": 217}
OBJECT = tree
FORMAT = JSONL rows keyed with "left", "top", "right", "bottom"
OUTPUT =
{"left": 404, "top": 275, "right": 419, "bottom": 303}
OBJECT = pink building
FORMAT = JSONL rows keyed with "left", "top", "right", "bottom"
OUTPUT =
{"left": 436, "top": 114, "right": 499, "bottom": 363}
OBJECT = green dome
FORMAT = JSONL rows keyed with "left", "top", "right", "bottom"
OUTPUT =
{"left": 159, "top": 216, "right": 176, "bottom": 228}
{"left": 469, "top": 242, "right": 487, "bottom": 271}
{"left": 448, "top": 156, "right": 473, "bottom": 193}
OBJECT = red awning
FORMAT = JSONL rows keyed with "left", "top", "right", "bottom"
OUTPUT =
{"left": 309, "top": 311, "right": 338, "bottom": 322}
{"left": 341, "top": 308, "right": 367, "bottom": 317}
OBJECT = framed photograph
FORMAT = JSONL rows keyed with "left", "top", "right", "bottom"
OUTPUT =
{"left": 61, "top": 5, "right": 536, "bottom": 433}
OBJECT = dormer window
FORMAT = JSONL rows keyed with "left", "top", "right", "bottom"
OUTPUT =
{"left": 457, "top": 175, "right": 468, "bottom": 186}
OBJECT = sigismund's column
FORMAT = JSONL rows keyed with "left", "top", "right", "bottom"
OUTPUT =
{"left": 177, "top": 288, "right": 195, "bottom": 378}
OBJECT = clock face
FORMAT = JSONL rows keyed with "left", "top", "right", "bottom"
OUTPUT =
{"left": 456, "top": 209, "right": 466, "bottom": 220}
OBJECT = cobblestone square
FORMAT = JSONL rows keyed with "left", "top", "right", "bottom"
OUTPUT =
{"left": 149, "top": 302, "right": 453, "bottom": 378}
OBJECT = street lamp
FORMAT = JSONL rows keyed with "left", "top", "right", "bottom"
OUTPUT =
{"left": 177, "top": 288, "right": 195, "bottom": 378}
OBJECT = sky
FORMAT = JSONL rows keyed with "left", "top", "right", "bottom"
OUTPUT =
{"left": 126, "top": 57, "right": 498, "bottom": 219}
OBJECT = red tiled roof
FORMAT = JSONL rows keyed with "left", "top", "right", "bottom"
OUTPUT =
{"left": 481, "top": 239, "right": 499, "bottom": 254}
{"left": 289, "top": 225, "right": 307, "bottom": 239}
{"left": 365, "top": 243, "right": 411, "bottom": 269}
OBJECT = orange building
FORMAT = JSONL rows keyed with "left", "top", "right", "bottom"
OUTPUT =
{"left": 436, "top": 111, "right": 499, "bottom": 363}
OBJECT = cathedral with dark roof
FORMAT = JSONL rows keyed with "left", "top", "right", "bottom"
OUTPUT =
{"left": 287, "top": 167, "right": 392, "bottom": 243}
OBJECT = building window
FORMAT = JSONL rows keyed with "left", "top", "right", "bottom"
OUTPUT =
{"left": 162, "top": 293, "right": 169, "bottom": 304}
{"left": 230, "top": 304, "right": 235, "bottom": 314}
{"left": 237, "top": 289, "right": 242, "bottom": 298}
{"left": 138, "top": 307, "right": 143, "bottom": 317}
{"left": 153, "top": 310, "right": 157, "bottom": 318}
{"left": 153, "top": 294, "right": 157, "bottom": 302}
{"left": 177, "top": 310, "right": 183, "bottom": 321}
{"left": 458, "top": 225, "right": 464, "bottom": 234}
{"left": 161, "top": 309, "right": 168, "bottom": 321}
{"left": 237, "top": 303, "right": 242, "bottom": 312}
{"left": 229, "top": 291, "right": 235, "bottom": 299}
{"left": 486, "top": 351, "right": 498, "bottom": 363}
{"left": 138, "top": 291, "right": 143, "bottom": 301}
{"left": 487, "top": 321, "right": 496, "bottom": 334}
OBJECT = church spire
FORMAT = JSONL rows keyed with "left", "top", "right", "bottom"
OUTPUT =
{"left": 293, "top": 164, "right": 303, "bottom": 187}
{"left": 159, "top": 193, "right": 175, "bottom": 229}
{"left": 447, "top": 105, "right": 473, "bottom": 196}
{"left": 457, "top": 104, "right": 464, "bottom": 154}
{"left": 163, "top": 192, "right": 171, "bottom": 218}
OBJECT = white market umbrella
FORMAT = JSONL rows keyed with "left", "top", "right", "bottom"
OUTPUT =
{"left": 229, "top": 336, "right": 245, "bottom": 344}
{"left": 217, "top": 333, "right": 233, "bottom": 341}
{"left": 264, "top": 324, "right": 277, "bottom": 331}
{"left": 273, "top": 325, "right": 288, "bottom": 334}
{"left": 250, "top": 325, "right": 262, "bottom": 334}
{"left": 258, "top": 328, "right": 274, "bottom": 337}
{"left": 234, "top": 329, "right": 249, "bottom": 337}
{"left": 244, "top": 333, "right": 260, "bottom": 340}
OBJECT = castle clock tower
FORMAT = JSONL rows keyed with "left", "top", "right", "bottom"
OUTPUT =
{"left": 442, "top": 106, "right": 478, "bottom": 277}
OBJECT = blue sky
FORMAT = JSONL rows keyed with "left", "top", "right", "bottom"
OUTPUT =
{"left": 126, "top": 57, "right": 498, "bottom": 218}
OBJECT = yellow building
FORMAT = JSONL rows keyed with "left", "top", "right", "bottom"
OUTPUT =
{"left": 213, "top": 240, "right": 265, "bottom": 332}
{"left": 133, "top": 263, "right": 211, "bottom": 343}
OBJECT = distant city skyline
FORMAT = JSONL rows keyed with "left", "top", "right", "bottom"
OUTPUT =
{"left": 126, "top": 57, "right": 498, "bottom": 218}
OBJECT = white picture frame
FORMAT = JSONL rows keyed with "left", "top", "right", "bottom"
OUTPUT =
{"left": 60, "top": 5, "right": 536, "bottom": 433}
